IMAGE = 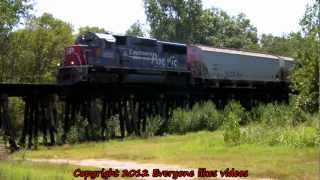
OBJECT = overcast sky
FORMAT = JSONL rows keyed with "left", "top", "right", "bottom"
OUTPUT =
{"left": 34, "top": 0, "right": 312, "bottom": 36}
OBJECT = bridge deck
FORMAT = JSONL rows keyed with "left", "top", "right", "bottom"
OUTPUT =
{"left": 0, "top": 82, "right": 287, "bottom": 98}
{"left": 0, "top": 83, "right": 61, "bottom": 96}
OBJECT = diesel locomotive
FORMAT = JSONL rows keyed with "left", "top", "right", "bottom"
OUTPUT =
{"left": 57, "top": 32, "right": 294, "bottom": 88}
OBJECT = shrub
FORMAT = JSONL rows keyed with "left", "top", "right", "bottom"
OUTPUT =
{"left": 223, "top": 101, "right": 243, "bottom": 145}
{"left": 55, "top": 125, "right": 64, "bottom": 145}
{"left": 189, "top": 101, "right": 221, "bottom": 131}
{"left": 105, "top": 115, "right": 118, "bottom": 139}
{"left": 251, "top": 104, "right": 286, "bottom": 125}
{"left": 143, "top": 115, "right": 163, "bottom": 137}
{"left": 168, "top": 101, "right": 222, "bottom": 134}
{"left": 66, "top": 126, "right": 78, "bottom": 144}
{"left": 241, "top": 120, "right": 319, "bottom": 148}
{"left": 65, "top": 117, "right": 88, "bottom": 144}
{"left": 9, "top": 97, "right": 24, "bottom": 132}
{"left": 223, "top": 112, "right": 241, "bottom": 145}
{"left": 224, "top": 101, "right": 246, "bottom": 122}
{"left": 168, "top": 108, "right": 192, "bottom": 134}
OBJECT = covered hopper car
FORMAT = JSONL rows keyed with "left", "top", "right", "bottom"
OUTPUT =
{"left": 187, "top": 45, "right": 294, "bottom": 87}
{"left": 57, "top": 32, "right": 294, "bottom": 88}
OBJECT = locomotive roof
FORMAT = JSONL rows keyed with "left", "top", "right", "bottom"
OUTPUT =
{"left": 195, "top": 45, "right": 294, "bottom": 61}
{"left": 95, "top": 33, "right": 116, "bottom": 42}
{"left": 84, "top": 32, "right": 294, "bottom": 61}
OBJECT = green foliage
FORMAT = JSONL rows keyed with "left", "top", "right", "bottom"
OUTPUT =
{"left": 0, "top": 0, "right": 33, "bottom": 82}
{"left": 8, "top": 97, "right": 24, "bottom": 132}
{"left": 315, "top": 114, "right": 320, "bottom": 146}
{"left": 144, "top": 0, "right": 203, "bottom": 43}
{"left": 66, "top": 118, "right": 87, "bottom": 144}
{"left": 143, "top": 115, "right": 163, "bottom": 137}
{"left": 241, "top": 104, "right": 319, "bottom": 148}
{"left": 2, "top": 13, "right": 74, "bottom": 83}
{"left": 222, "top": 101, "right": 243, "bottom": 145}
{"left": 290, "top": 0, "right": 320, "bottom": 112}
{"left": 259, "top": 33, "right": 304, "bottom": 57}
{"left": 105, "top": 115, "right": 119, "bottom": 139}
{"left": 125, "top": 21, "right": 145, "bottom": 37}
{"left": 189, "top": 101, "right": 221, "bottom": 131}
{"left": 0, "top": 0, "right": 32, "bottom": 36}
{"left": 251, "top": 103, "right": 293, "bottom": 126}
{"left": 300, "top": 0, "right": 320, "bottom": 35}
{"left": 251, "top": 102, "right": 315, "bottom": 126}
{"left": 223, "top": 112, "right": 240, "bottom": 145}
{"left": 144, "top": 0, "right": 258, "bottom": 49}
{"left": 55, "top": 126, "right": 64, "bottom": 145}
{"left": 167, "top": 100, "right": 318, "bottom": 148}
{"left": 290, "top": 32, "right": 319, "bottom": 112}
{"left": 224, "top": 101, "right": 245, "bottom": 120}
{"left": 66, "top": 126, "right": 79, "bottom": 144}
{"left": 241, "top": 122, "right": 319, "bottom": 148}
{"left": 204, "top": 10, "right": 258, "bottom": 49}
{"left": 169, "top": 107, "right": 191, "bottom": 134}
{"left": 78, "top": 26, "right": 108, "bottom": 35}
{"left": 64, "top": 113, "right": 120, "bottom": 143}
{"left": 169, "top": 101, "right": 221, "bottom": 134}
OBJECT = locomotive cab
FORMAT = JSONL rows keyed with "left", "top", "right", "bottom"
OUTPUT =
{"left": 58, "top": 32, "right": 117, "bottom": 84}
{"left": 75, "top": 32, "right": 117, "bottom": 66}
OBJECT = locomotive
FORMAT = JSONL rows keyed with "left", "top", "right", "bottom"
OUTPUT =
{"left": 57, "top": 32, "right": 294, "bottom": 88}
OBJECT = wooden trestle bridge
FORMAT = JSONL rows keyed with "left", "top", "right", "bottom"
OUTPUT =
{"left": 0, "top": 82, "right": 289, "bottom": 151}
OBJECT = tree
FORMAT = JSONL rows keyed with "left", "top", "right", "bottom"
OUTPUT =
{"left": 78, "top": 26, "right": 108, "bottom": 35}
{"left": 0, "top": 0, "right": 32, "bottom": 36}
{"left": 1, "top": 29, "right": 31, "bottom": 82}
{"left": 144, "top": 0, "right": 204, "bottom": 43}
{"left": 0, "top": 0, "right": 33, "bottom": 82}
{"left": 291, "top": 33, "right": 319, "bottom": 112}
{"left": 300, "top": 0, "right": 320, "bottom": 37}
{"left": 202, "top": 9, "right": 258, "bottom": 49}
{"left": 4, "top": 13, "right": 74, "bottom": 83}
{"left": 125, "top": 21, "right": 144, "bottom": 37}
{"left": 259, "top": 33, "right": 303, "bottom": 57}
{"left": 291, "top": 0, "right": 320, "bottom": 112}
{"left": 144, "top": 0, "right": 258, "bottom": 49}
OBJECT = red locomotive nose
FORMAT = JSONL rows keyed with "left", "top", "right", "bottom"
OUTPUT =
{"left": 64, "top": 45, "right": 87, "bottom": 66}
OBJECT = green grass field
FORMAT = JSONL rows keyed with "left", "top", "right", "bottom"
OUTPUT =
{"left": 0, "top": 160, "right": 136, "bottom": 180}
{"left": 11, "top": 130, "right": 319, "bottom": 180}
{"left": 0, "top": 160, "right": 84, "bottom": 180}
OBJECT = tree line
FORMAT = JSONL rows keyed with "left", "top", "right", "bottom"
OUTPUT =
{"left": 0, "top": 0, "right": 319, "bottom": 112}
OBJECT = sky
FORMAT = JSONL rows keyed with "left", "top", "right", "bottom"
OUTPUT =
{"left": 33, "top": 0, "right": 312, "bottom": 36}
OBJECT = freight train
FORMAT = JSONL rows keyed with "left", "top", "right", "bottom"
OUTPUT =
{"left": 57, "top": 32, "right": 294, "bottom": 89}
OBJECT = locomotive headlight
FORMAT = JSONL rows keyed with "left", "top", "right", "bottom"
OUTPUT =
{"left": 71, "top": 61, "right": 74, "bottom": 65}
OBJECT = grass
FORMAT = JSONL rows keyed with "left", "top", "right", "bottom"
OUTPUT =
{"left": 11, "top": 130, "right": 319, "bottom": 180}
{"left": 0, "top": 160, "right": 82, "bottom": 180}
{"left": 0, "top": 160, "right": 136, "bottom": 180}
